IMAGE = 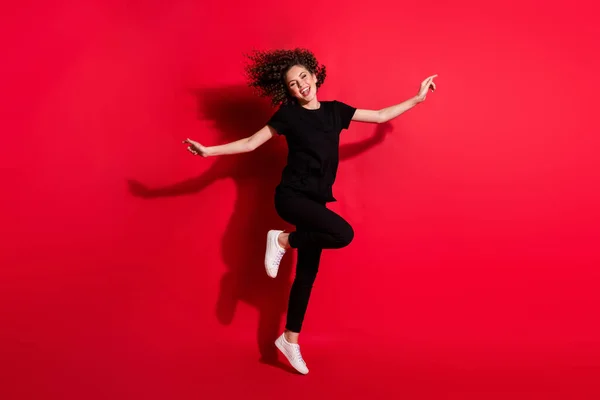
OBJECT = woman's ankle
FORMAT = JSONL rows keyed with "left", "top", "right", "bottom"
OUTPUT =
{"left": 284, "top": 330, "right": 299, "bottom": 344}
{"left": 278, "top": 232, "right": 291, "bottom": 249}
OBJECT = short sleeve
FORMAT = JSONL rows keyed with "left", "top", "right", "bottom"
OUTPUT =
{"left": 266, "top": 107, "right": 289, "bottom": 135}
{"left": 334, "top": 100, "right": 357, "bottom": 130}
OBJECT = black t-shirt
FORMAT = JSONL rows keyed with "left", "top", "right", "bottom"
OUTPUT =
{"left": 267, "top": 100, "right": 356, "bottom": 202}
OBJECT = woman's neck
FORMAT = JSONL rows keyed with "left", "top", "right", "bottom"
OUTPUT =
{"left": 300, "top": 96, "right": 320, "bottom": 110}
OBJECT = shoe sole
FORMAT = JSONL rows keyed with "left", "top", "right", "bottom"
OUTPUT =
{"left": 275, "top": 337, "right": 309, "bottom": 375}
{"left": 264, "top": 230, "right": 279, "bottom": 278}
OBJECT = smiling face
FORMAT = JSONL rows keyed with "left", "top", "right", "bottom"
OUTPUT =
{"left": 284, "top": 65, "right": 318, "bottom": 106}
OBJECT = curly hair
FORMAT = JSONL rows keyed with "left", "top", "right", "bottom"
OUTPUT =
{"left": 244, "top": 48, "right": 327, "bottom": 106}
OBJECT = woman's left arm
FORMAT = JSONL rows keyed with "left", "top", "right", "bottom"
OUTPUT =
{"left": 352, "top": 74, "right": 437, "bottom": 124}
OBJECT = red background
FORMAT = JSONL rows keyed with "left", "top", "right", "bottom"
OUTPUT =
{"left": 2, "top": 0, "right": 599, "bottom": 399}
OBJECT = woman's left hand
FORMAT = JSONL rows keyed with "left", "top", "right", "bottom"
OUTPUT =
{"left": 416, "top": 75, "right": 438, "bottom": 102}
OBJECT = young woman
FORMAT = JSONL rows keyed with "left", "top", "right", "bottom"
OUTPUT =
{"left": 183, "top": 48, "right": 437, "bottom": 374}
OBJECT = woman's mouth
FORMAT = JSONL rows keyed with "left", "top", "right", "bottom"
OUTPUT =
{"left": 300, "top": 87, "right": 310, "bottom": 97}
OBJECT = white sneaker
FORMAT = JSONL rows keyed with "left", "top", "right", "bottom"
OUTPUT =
{"left": 275, "top": 333, "right": 309, "bottom": 375}
{"left": 264, "top": 230, "right": 286, "bottom": 278}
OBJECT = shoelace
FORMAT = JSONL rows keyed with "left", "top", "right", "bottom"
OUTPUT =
{"left": 273, "top": 249, "right": 284, "bottom": 266}
{"left": 294, "top": 346, "right": 305, "bottom": 363}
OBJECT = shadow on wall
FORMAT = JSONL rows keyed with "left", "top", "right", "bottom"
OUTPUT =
{"left": 127, "top": 84, "right": 392, "bottom": 370}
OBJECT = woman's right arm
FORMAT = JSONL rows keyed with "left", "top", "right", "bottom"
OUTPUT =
{"left": 183, "top": 125, "right": 277, "bottom": 157}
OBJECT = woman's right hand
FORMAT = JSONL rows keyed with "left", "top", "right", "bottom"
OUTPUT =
{"left": 182, "top": 138, "right": 210, "bottom": 157}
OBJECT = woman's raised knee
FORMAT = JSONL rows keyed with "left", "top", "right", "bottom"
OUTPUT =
{"left": 336, "top": 223, "right": 354, "bottom": 248}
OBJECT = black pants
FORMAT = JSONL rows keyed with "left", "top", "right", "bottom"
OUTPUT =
{"left": 274, "top": 192, "right": 354, "bottom": 333}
